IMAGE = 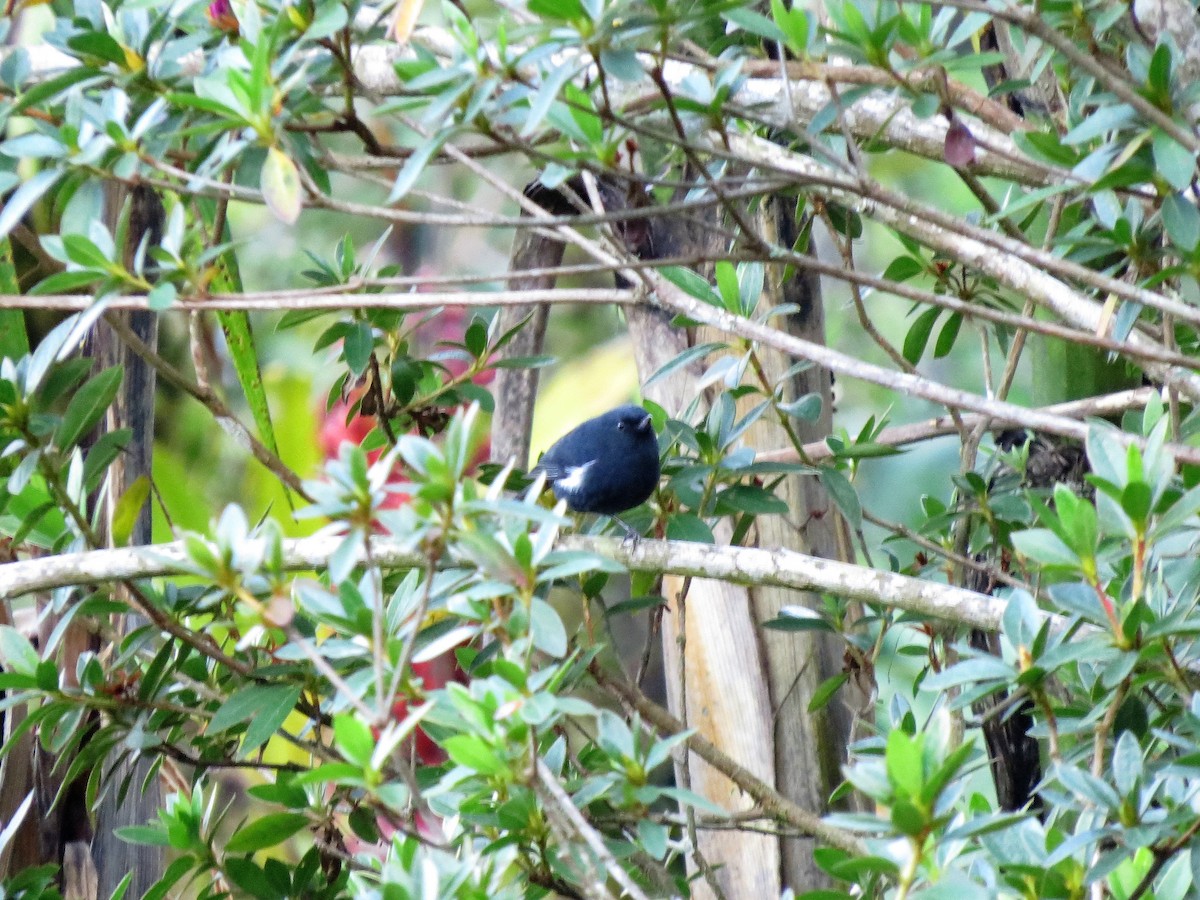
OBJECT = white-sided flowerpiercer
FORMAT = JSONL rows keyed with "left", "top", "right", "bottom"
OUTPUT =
{"left": 532, "top": 404, "right": 660, "bottom": 538}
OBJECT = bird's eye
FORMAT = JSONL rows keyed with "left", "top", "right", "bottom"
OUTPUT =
{"left": 617, "top": 422, "right": 625, "bottom": 430}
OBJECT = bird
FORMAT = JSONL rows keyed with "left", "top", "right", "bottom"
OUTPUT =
{"left": 531, "top": 404, "right": 660, "bottom": 539}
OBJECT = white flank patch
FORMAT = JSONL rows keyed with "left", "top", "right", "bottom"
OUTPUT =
{"left": 557, "top": 461, "right": 593, "bottom": 494}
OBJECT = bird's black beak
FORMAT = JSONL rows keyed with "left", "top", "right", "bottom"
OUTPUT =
{"left": 636, "top": 414, "right": 652, "bottom": 433}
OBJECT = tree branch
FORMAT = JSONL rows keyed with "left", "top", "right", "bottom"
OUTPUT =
{"left": 0, "top": 288, "right": 637, "bottom": 312}
{"left": 639, "top": 271, "right": 1200, "bottom": 467}
{"left": 0, "top": 534, "right": 1065, "bottom": 637}
{"left": 590, "top": 662, "right": 868, "bottom": 857}
{"left": 763, "top": 388, "right": 1158, "bottom": 463}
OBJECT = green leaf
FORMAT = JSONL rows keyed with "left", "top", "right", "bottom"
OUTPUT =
{"left": 225, "top": 813, "right": 310, "bottom": 854}
{"left": 528, "top": 0, "right": 585, "bottom": 20}
{"left": 933, "top": 312, "right": 962, "bottom": 358}
{"left": 1120, "top": 481, "right": 1152, "bottom": 527}
{"left": 333, "top": 714, "right": 374, "bottom": 768}
{"left": 658, "top": 266, "right": 719, "bottom": 305}
{"left": 82, "top": 428, "right": 131, "bottom": 492}
{"left": 886, "top": 730, "right": 924, "bottom": 799}
{"left": 522, "top": 60, "right": 581, "bottom": 138}
{"left": 0, "top": 168, "right": 63, "bottom": 240}
{"left": 1056, "top": 764, "right": 1120, "bottom": 810}
{"left": 599, "top": 49, "right": 642, "bottom": 82}
{"left": 147, "top": 282, "right": 177, "bottom": 310}
{"left": 13, "top": 69, "right": 98, "bottom": 116}
{"left": 111, "top": 476, "right": 150, "bottom": 547}
{"left": 717, "top": 484, "right": 789, "bottom": 515}
{"left": 141, "top": 855, "right": 195, "bottom": 900}
{"left": 770, "top": 0, "right": 810, "bottom": 56}
{"left": 343, "top": 320, "right": 374, "bottom": 376}
{"left": 808, "top": 672, "right": 849, "bottom": 712}
{"left": 1147, "top": 42, "right": 1172, "bottom": 96}
{"left": 1112, "top": 730, "right": 1142, "bottom": 796}
{"left": 216, "top": 310, "right": 287, "bottom": 491}
{"left": 1014, "top": 130, "right": 1079, "bottom": 166}
{"left": 1163, "top": 192, "right": 1200, "bottom": 252}
{"left": 241, "top": 686, "right": 302, "bottom": 754}
{"left": 306, "top": 2, "right": 349, "bottom": 39}
{"left": 714, "top": 261, "right": 739, "bottom": 312}
{"left": 889, "top": 797, "right": 927, "bottom": 836}
{"left": 0, "top": 626, "right": 39, "bottom": 675}
{"left": 529, "top": 597, "right": 568, "bottom": 658}
{"left": 646, "top": 342, "right": 727, "bottom": 387}
{"left": 66, "top": 31, "right": 128, "bottom": 66}
{"left": 114, "top": 825, "right": 171, "bottom": 847}
{"left": 223, "top": 858, "right": 274, "bottom": 898}
{"left": 61, "top": 233, "right": 112, "bottom": 271}
{"left": 922, "top": 740, "right": 974, "bottom": 806}
{"left": 778, "top": 393, "right": 822, "bottom": 421}
{"left": 1152, "top": 129, "right": 1196, "bottom": 192}
{"left": 1062, "top": 103, "right": 1136, "bottom": 144}
{"left": 55, "top": 366, "right": 123, "bottom": 450}
{"left": 1152, "top": 481, "right": 1200, "bottom": 536}
{"left": 444, "top": 734, "right": 506, "bottom": 775}
{"left": 210, "top": 684, "right": 302, "bottom": 756}
{"left": 261, "top": 147, "right": 302, "bottom": 224}
{"left": 1011, "top": 527, "right": 1080, "bottom": 568}
{"left": 902, "top": 307, "right": 940, "bottom": 364}
{"left": 819, "top": 467, "right": 861, "bottom": 530}
{"left": 666, "top": 513, "right": 715, "bottom": 543}
{"left": 763, "top": 611, "right": 834, "bottom": 632}
{"left": 721, "top": 7, "right": 784, "bottom": 40}
{"left": 27, "top": 270, "right": 104, "bottom": 295}
{"left": 0, "top": 238, "right": 28, "bottom": 361}
{"left": 828, "top": 441, "right": 900, "bottom": 460}
{"left": 201, "top": 205, "right": 291, "bottom": 511}
{"left": 1054, "top": 484, "right": 1098, "bottom": 558}
{"left": 882, "top": 255, "right": 924, "bottom": 282}
{"left": 387, "top": 129, "right": 452, "bottom": 203}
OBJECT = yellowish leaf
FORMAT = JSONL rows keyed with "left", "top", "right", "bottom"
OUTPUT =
{"left": 261, "top": 146, "right": 302, "bottom": 225}
{"left": 122, "top": 46, "right": 145, "bottom": 72}
{"left": 391, "top": 0, "right": 427, "bottom": 44}
{"left": 112, "top": 476, "right": 151, "bottom": 547}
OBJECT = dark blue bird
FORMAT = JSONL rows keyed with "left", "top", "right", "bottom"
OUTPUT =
{"left": 532, "top": 404, "right": 660, "bottom": 536}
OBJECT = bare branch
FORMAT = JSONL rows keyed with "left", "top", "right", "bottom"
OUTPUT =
{"left": 765, "top": 388, "right": 1159, "bottom": 463}
{"left": 532, "top": 760, "right": 649, "bottom": 900}
{"left": 0, "top": 288, "right": 636, "bottom": 312}
{"left": 641, "top": 270, "right": 1200, "bottom": 467}
{"left": 589, "top": 662, "right": 869, "bottom": 857}
{"left": 693, "top": 131, "right": 1200, "bottom": 402}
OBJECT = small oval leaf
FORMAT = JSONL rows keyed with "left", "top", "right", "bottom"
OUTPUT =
{"left": 261, "top": 147, "right": 302, "bottom": 224}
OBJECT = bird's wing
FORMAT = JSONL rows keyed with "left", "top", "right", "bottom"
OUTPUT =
{"left": 553, "top": 460, "right": 593, "bottom": 492}
{"left": 530, "top": 461, "right": 569, "bottom": 482}
{"left": 531, "top": 435, "right": 591, "bottom": 482}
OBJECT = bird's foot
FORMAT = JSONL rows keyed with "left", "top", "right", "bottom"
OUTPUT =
{"left": 612, "top": 516, "right": 642, "bottom": 546}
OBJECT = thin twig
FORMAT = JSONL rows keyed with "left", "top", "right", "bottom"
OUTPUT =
{"left": 102, "top": 312, "right": 313, "bottom": 500}
{"left": 590, "top": 662, "right": 867, "bottom": 857}
{"left": 533, "top": 759, "right": 650, "bottom": 900}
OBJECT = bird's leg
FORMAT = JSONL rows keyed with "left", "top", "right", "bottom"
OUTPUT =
{"left": 609, "top": 515, "right": 642, "bottom": 545}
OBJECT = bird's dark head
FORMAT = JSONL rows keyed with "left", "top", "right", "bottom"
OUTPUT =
{"left": 609, "top": 404, "right": 655, "bottom": 439}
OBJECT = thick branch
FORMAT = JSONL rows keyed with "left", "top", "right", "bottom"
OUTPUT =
{"left": 0, "top": 535, "right": 1062, "bottom": 637}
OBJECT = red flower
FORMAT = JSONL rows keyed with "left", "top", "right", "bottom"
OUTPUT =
{"left": 206, "top": 0, "right": 239, "bottom": 33}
